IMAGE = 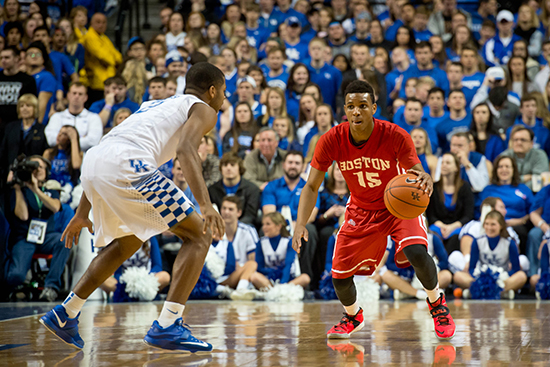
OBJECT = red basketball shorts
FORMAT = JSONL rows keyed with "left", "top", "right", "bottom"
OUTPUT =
{"left": 331, "top": 202, "right": 428, "bottom": 279}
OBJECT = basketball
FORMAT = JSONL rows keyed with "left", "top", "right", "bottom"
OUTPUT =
{"left": 384, "top": 173, "right": 430, "bottom": 220}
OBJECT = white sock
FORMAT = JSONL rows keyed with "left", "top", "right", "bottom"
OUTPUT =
{"left": 157, "top": 301, "right": 185, "bottom": 328}
{"left": 62, "top": 292, "right": 87, "bottom": 319}
{"left": 415, "top": 289, "right": 428, "bottom": 300}
{"left": 425, "top": 283, "right": 441, "bottom": 303}
{"left": 344, "top": 302, "right": 360, "bottom": 316}
{"left": 236, "top": 279, "right": 250, "bottom": 290}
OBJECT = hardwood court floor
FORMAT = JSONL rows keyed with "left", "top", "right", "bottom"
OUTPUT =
{"left": 0, "top": 300, "right": 549, "bottom": 366}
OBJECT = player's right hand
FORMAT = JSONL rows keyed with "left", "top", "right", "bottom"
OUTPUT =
{"left": 292, "top": 224, "right": 309, "bottom": 254}
{"left": 61, "top": 216, "right": 93, "bottom": 249}
{"left": 202, "top": 205, "right": 225, "bottom": 239}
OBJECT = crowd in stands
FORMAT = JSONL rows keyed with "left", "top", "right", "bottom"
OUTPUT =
{"left": 1, "top": 0, "right": 550, "bottom": 302}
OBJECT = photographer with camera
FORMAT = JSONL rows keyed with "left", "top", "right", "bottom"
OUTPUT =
{"left": 5, "top": 156, "right": 70, "bottom": 302}
{"left": 0, "top": 94, "right": 48, "bottom": 187}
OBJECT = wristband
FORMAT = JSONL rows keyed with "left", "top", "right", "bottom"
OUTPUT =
{"left": 104, "top": 104, "right": 113, "bottom": 111}
{"left": 538, "top": 220, "right": 546, "bottom": 228}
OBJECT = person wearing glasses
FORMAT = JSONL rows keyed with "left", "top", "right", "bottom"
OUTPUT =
{"left": 24, "top": 41, "right": 56, "bottom": 124}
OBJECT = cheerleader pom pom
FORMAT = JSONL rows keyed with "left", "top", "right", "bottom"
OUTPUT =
{"left": 316, "top": 270, "right": 337, "bottom": 300}
{"left": 70, "top": 184, "right": 84, "bottom": 210}
{"left": 470, "top": 267, "right": 503, "bottom": 300}
{"left": 118, "top": 267, "right": 160, "bottom": 301}
{"left": 355, "top": 277, "right": 380, "bottom": 301}
{"left": 536, "top": 273, "right": 550, "bottom": 300}
{"left": 113, "top": 282, "right": 136, "bottom": 303}
{"left": 189, "top": 266, "right": 219, "bottom": 299}
{"left": 265, "top": 283, "right": 304, "bottom": 302}
{"left": 205, "top": 248, "right": 225, "bottom": 280}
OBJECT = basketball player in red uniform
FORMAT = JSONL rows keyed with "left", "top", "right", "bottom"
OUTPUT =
{"left": 292, "top": 80, "right": 455, "bottom": 340}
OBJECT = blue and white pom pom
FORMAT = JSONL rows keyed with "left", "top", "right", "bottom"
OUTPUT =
{"left": 118, "top": 267, "right": 160, "bottom": 301}
{"left": 317, "top": 270, "right": 337, "bottom": 300}
{"left": 536, "top": 273, "right": 550, "bottom": 300}
{"left": 204, "top": 247, "right": 225, "bottom": 280}
{"left": 470, "top": 264, "right": 505, "bottom": 300}
{"left": 189, "top": 266, "right": 219, "bottom": 299}
{"left": 355, "top": 276, "right": 380, "bottom": 301}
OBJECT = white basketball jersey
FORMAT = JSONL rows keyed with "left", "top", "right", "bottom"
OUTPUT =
{"left": 102, "top": 95, "right": 207, "bottom": 167}
{"left": 476, "top": 236, "right": 511, "bottom": 269}
{"left": 260, "top": 237, "right": 301, "bottom": 278}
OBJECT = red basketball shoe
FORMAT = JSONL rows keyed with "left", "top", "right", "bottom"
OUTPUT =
{"left": 427, "top": 294, "right": 456, "bottom": 340}
{"left": 433, "top": 343, "right": 456, "bottom": 365}
{"left": 327, "top": 308, "right": 364, "bottom": 339}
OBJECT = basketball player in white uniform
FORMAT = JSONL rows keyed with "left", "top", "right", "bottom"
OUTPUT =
{"left": 39, "top": 62, "right": 226, "bottom": 353}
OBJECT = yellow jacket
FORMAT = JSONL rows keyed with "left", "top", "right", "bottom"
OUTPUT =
{"left": 82, "top": 27, "right": 122, "bottom": 90}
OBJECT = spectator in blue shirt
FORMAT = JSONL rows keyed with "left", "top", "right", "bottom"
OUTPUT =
{"left": 245, "top": 3, "right": 270, "bottom": 51}
{"left": 461, "top": 46, "right": 486, "bottom": 101}
{"left": 397, "top": 98, "right": 438, "bottom": 153}
{"left": 505, "top": 95, "right": 550, "bottom": 156}
{"left": 307, "top": 37, "right": 343, "bottom": 111}
{"left": 423, "top": 87, "right": 449, "bottom": 136}
{"left": 285, "top": 63, "right": 310, "bottom": 120}
{"left": 410, "top": 6, "right": 432, "bottom": 42}
{"left": 445, "top": 25, "right": 477, "bottom": 63}
{"left": 261, "top": 150, "right": 320, "bottom": 280}
{"left": 25, "top": 41, "right": 56, "bottom": 124}
{"left": 386, "top": 47, "right": 411, "bottom": 105}
{"left": 470, "top": 0, "right": 498, "bottom": 41}
{"left": 264, "top": 47, "right": 289, "bottom": 91}
{"left": 348, "top": 11, "right": 370, "bottom": 43}
{"left": 482, "top": 10, "right": 522, "bottom": 67}
{"left": 436, "top": 89, "right": 472, "bottom": 152}
{"left": 89, "top": 76, "right": 139, "bottom": 129}
{"left": 281, "top": 16, "right": 309, "bottom": 63}
{"left": 271, "top": 0, "right": 308, "bottom": 30}
{"left": 399, "top": 42, "right": 449, "bottom": 99}
{"left": 393, "top": 26, "right": 417, "bottom": 64}
{"left": 447, "top": 62, "right": 476, "bottom": 108}
{"left": 469, "top": 103, "right": 506, "bottom": 162}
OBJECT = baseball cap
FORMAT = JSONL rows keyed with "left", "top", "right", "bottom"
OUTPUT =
{"left": 496, "top": 10, "right": 514, "bottom": 23}
{"left": 285, "top": 16, "right": 301, "bottom": 27}
{"left": 165, "top": 51, "right": 184, "bottom": 67}
{"left": 127, "top": 36, "right": 145, "bottom": 51}
{"left": 486, "top": 66, "right": 505, "bottom": 81}
{"left": 237, "top": 75, "right": 257, "bottom": 89}
{"left": 356, "top": 11, "right": 371, "bottom": 21}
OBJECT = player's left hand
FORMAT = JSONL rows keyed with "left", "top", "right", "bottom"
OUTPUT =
{"left": 407, "top": 169, "right": 433, "bottom": 197}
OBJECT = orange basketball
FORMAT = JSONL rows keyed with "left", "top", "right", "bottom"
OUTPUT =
{"left": 384, "top": 173, "right": 430, "bottom": 220}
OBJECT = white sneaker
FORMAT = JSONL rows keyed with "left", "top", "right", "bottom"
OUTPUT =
{"left": 462, "top": 289, "right": 471, "bottom": 299}
{"left": 230, "top": 289, "right": 256, "bottom": 301}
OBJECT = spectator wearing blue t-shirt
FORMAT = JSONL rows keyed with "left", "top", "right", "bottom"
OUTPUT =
{"left": 482, "top": 10, "right": 522, "bottom": 67}
{"left": 461, "top": 46, "right": 486, "bottom": 101}
{"left": 25, "top": 41, "right": 56, "bottom": 124}
{"left": 470, "top": 103, "right": 506, "bottom": 162}
{"left": 445, "top": 25, "right": 477, "bottom": 63}
{"left": 470, "top": 0, "right": 498, "bottom": 41}
{"left": 436, "top": 90, "right": 472, "bottom": 152}
{"left": 326, "top": 22, "right": 351, "bottom": 58}
{"left": 285, "top": 63, "right": 311, "bottom": 121}
{"left": 264, "top": 47, "right": 290, "bottom": 92}
{"left": 307, "top": 38, "right": 343, "bottom": 111}
{"left": 348, "top": 11, "right": 370, "bottom": 43}
{"left": 505, "top": 96, "right": 550, "bottom": 156}
{"left": 423, "top": 87, "right": 449, "bottom": 137}
{"left": 281, "top": 17, "right": 309, "bottom": 63}
{"left": 234, "top": 76, "right": 264, "bottom": 120}
{"left": 271, "top": 0, "right": 308, "bottom": 29}
{"left": 245, "top": 3, "right": 270, "bottom": 51}
{"left": 385, "top": 47, "right": 411, "bottom": 105}
{"left": 399, "top": 42, "right": 449, "bottom": 99}
{"left": 447, "top": 62, "right": 476, "bottom": 108}
{"left": 262, "top": 150, "right": 320, "bottom": 279}
{"left": 412, "top": 6, "right": 433, "bottom": 42}
{"left": 396, "top": 98, "right": 439, "bottom": 154}
{"left": 89, "top": 76, "right": 139, "bottom": 129}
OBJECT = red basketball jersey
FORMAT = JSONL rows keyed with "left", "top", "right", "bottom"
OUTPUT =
{"left": 311, "top": 119, "right": 420, "bottom": 210}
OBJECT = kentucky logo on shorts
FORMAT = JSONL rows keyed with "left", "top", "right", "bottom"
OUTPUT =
{"left": 130, "top": 160, "right": 149, "bottom": 173}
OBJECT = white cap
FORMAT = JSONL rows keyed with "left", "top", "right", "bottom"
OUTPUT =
{"left": 486, "top": 66, "right": 505, "bottom": 81}
{"left": 496, "top": 10, "right": 514, "bottom": 23}
{"left": 237, "top": 75, "right": 257, "bottom": 89}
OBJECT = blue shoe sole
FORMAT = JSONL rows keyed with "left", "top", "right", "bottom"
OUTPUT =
{"left": 39, "top": 316, "right": 83, "bottom": 349}
{"left": 143, "top": 337, "right": 212, "bottom": 353}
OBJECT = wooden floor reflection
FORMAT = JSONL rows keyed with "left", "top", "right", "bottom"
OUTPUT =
{"left": 1, "top": 300, "right": 549, "bottom": 366}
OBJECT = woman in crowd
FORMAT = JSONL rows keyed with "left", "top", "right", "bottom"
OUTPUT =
{"left": 272, "top": 117, "right": 297, "bottom": 151}
{"left": 411, "top": 127, "right": 438, "bottom": 175}
{"left": 57, "top": 18, "right": 85, "bottom": 74}
{"left": 251, "top": 212, "right": 311, "bottom": 290}
{"left": 286, "top": 63, "right": 311, "bottom": 120}
{"left": 479, "top": 155, "right": 534, "bottom": 253}
{"left": 508, "top": 56, "right": 539, "bottom": 99}
{"left": 43, "top": 125, "right": 82, "bottom": 188}
{"left": 514, "top": 4, "right": 543, "bottom": 58}
{"left": 206, "top": 23, "right": 223, "bottom": 55}
{"left": 393, "top": 26, "right": 416, "bottom": 64}
{"left": 121, "top": 59, "right": 148, "bottom": 104}
{"left": 446, "top": 25, "right": 477, "bottom": 62}
{"left": 70, "top": 6, "right": 87, "bottom": 43}
{"left": 429, "top": 35, "right": 447, "bottom": 68}
{"left": 332, "top": 54, "right": 351, "bottom": 73}
{"left": 296, "top": 94, "right": 319, "bottom": 149}
{"left": 427, "top": 152, "right": 475, "bottom": 253}
{"left": 469, "top": 103, "right": 506, "bottom": 162}
{"left": 454, "top": 210, "right": 527, "bottom": 299}
{"left": 222, "top": 102, "right": 258, "bottom": 158}
{"left": 186, "top": 11, "right": 207, "bottom": 35}
{"left": 304, "top": 104, "right": 335, "bottom": 161}
{"left": 165, "top": 12, "right": 186, "bottom": 51}
{"left": 113, "top": 108, "right": 132, "bottom": 127}
{"left": 258, "top": 87, "right": 293, "bottom": 128}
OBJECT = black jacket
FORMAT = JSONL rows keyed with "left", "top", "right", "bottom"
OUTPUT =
{"left": 208, "top": 178, "right": 261, "bottom": 225}
{"left": 0, "top": 120, "right": 49, "bottom": 183}
{"left": 426, "top": 182, "right": 475, "bottom": 226}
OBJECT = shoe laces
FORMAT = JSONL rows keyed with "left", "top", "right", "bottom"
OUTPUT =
{"left": 333, "top": 313, "right": 356, "bottom": 331}
{"left": 430, "top": 304, "right": 451, "bottom": 326}
{"left": 174, "top": 318, "right": 193, "bottom": 332}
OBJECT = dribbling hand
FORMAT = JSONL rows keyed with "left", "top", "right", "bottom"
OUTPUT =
{"left": 407, "top": 169, "right": 434, "bottom": 197}
{"left": 292, "top": 224, "right": 308, "bottom": 254}
{"left": 202, "top": 205, "right": 225, "bottom": 239}
{"left": 61, "top": 216, "right": 94, "bottom": 249}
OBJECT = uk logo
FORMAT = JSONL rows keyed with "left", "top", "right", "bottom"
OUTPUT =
{"left": 130, "top": 159, "right": 149, "bottom": 173}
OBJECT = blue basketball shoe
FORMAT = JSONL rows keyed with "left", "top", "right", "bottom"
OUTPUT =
{"left": 39, "top": 305, "right": 84, "bottom": 349}
{"left": 144, "top": 318, "right": 213, "bottom": 353}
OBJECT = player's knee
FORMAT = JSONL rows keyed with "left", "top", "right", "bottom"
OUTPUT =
{"left": 332, "top": 276, "right": 354, "bottom": 291}
{"left": 402, "top": 244, "right": 429, "bottom": 267}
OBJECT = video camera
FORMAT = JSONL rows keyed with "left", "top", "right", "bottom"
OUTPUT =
{"left": 8, "top": 155, "right": 40, "bottom": 186}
